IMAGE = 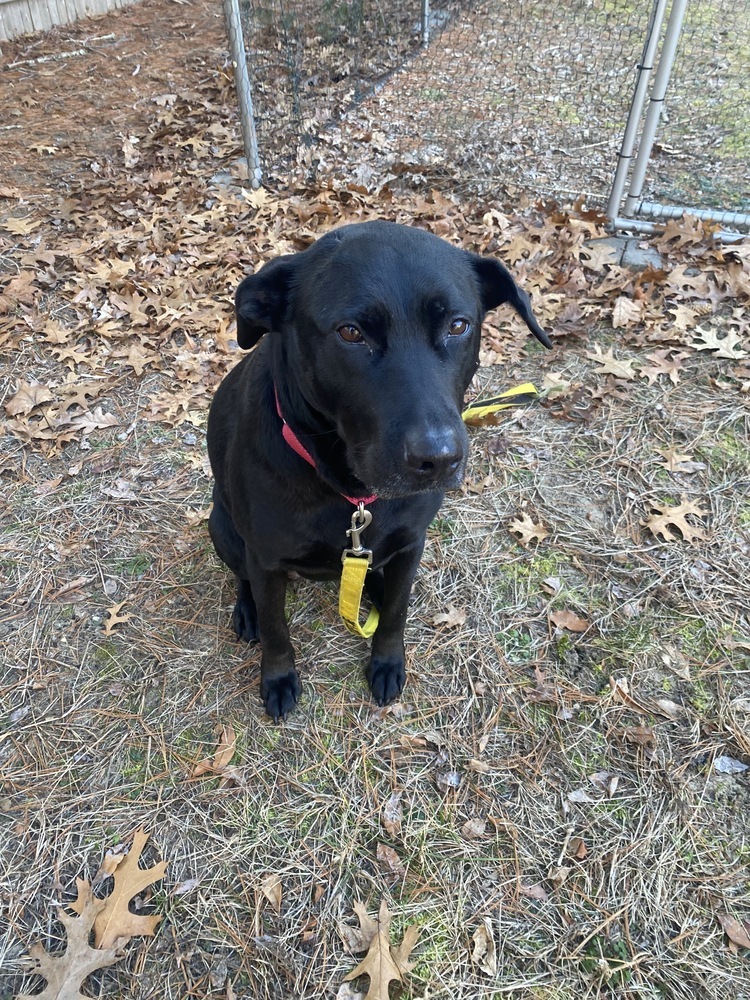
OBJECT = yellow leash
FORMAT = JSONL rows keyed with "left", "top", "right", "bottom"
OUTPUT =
{"left": 338, "top": 383, "right": 540, "bottom": 638}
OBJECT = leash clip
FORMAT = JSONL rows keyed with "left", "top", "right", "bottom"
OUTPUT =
{"left": 342, "top": 502, "right": 373, "bottom": 565}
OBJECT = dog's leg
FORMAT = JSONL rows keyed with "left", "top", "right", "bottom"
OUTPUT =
{"left": 232, "top": 577, "right": 259, "bottom": 643}
{"left": 209, "top": 494, "right": 260, "bottom": 642}
{"left": 245, "top": 559, "right": 302, "bottom": 721}
{"left": 364, "top": 568, "right": 385, "bottom": 611}
{"left": 366, "top": 544, "right": 424, "bottom": 704}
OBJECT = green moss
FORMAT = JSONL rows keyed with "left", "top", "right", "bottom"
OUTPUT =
{"left": 116, "top": 553, "right": 152, "bottom": 577}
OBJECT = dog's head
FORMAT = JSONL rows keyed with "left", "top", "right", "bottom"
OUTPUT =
{"left": 235, "top": 221, "right": 551, "bottom": 498}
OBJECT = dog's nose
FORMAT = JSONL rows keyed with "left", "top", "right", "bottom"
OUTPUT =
{"left": 403, "top": 428, "right": 464, "bottom": 481}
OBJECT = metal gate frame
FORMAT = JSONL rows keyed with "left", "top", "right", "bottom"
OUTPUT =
{"left": 606, "top": 0, "right": 750, "bottom": 240}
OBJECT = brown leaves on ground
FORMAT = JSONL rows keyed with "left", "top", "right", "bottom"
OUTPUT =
{"left": 549, "top": 609, "right": 591, "bottom": 633}
{"left": 471, "top": 918, "right": 497, "bottom": 975}
{"left": 190, "top": 723, "right": 241, "bottom": 786}
{"left": 717, "top": 912, "right": 750, "bottom": 953}
{"left": 5, "top": 380, "right": 55, "bottom": 416}
{"left": 585, "top": 344, "right": 637, "bottom": 380}
{"left": 70, "top": 826, "right": 167, "bottom": 948}
{"left": 16, "top": 829, "right": 167, "bottom": 998}
{"left": 16, "top": 883, "right": 122, "bottom": 1000}
{"left": 641, "top": 497, "right": 708, "bottom": 544}
{"left": 508, "top": 513, "right": 549, "bottom": 546}
{"left": 341, "top": 900, "right": 419, "bottom": 1000}
{"left": 691, "top": 325, "right": 748, "bottom": 360}
{"left": 103, "top": 600, "right": 133, "bottom": 635}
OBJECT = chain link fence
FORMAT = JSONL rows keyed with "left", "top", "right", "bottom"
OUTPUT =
{"left": 233, "top": 0, "right": 749, "bottom": 217}
{"left": 635, "top": 0, "right": 749, "bottom": 215}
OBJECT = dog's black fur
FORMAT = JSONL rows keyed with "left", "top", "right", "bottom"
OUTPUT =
{"left": 207, "top": 221, "right": 550, "bottom": 719}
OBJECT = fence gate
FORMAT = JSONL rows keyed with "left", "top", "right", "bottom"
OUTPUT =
{"left": 225, "top": 0, "right": 750, "bottom": 224}
{"left": 607, "top": 0, "right": 750, "bottom": 235}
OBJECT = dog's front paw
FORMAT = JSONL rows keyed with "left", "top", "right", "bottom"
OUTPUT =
{"left": 232, "top": 598, "right": 259, "bottom": 643}
{"left": 366, "top": 656, "right": 406, "bottom": 705}
{"left": 261, "top": 670, "right": 302, "bottom": 721}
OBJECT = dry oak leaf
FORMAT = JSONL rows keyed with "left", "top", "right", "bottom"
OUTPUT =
{"left": 641, "top": 497, "right": 708, "bottom": 544}
{"left": 342, "top": 900, "right": 419, "bottom": 1000}
{"left": 103, "top": 600, "right": 133, "bottom": 635}
{"left": 432, "top": 605, "right": 467, "bottom": 628}
{"left": 717, "top": 912, "right": 750, "bottom": 952}
{"left": 260, "top": 874, "right": 282, "bottom": 913}
{"left": 5, "top": 381, "right": 55, "bottom": 417}
{"left": 611, "top": 297, "right": 644, "bottom": 330}
{"left": 637, "top": 350, "right": 689, "bottom": 386}
{"left": 585, "top": 344, "right": 637, "bottom": 380}
{"left": 191, "top": 723, "right": 238, "bottom": 779}
{"left": 655, "top": 447, "right": 706, "bottom": 474}
{"left": 549, "top": 610, "right": 590, "bottom": 633}
{"left": 70, "top": 826, "right": 167, "bottom": 948}
{"left": 471, "top": 917, "right": 497, "bottom": 976}
{"left": 509, "top": 513, "right": 549, "bottom": 546}
{"left": 16, "top": 882, "right": 122, "bottom": 999}
{"left": 690, "top": 325, "right": 748, "bottom": 360}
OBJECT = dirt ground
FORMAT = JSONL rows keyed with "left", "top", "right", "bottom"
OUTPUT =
{"left": 1, "top": 1, "right": 750, "bottom": 998}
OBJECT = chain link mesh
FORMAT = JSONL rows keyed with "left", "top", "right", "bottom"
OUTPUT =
{"left": 640, "top": 1, "right": 749, "bottom": 213}
{"left": 235, "top": 0, "right": 749, "bottom": 214}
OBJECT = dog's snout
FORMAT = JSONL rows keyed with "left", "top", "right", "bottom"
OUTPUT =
{"left": 403, "top": 427, "right": 464, "bottom": 482}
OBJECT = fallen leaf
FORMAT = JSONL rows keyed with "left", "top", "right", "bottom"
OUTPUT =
{"left": 547, "top": 865, "right": 571, "bottom": 887}
{"left": 342, "top": 900, "right": 418, "bottom": 1000}
{"left": 717, "top": 913, "right": 750, "bottom": 951}
{"left": 2, "top": 215, "right": 42, "bottom": 234}
{"left": 586, "top": 344, "right": 637, "bottom": 378}
{"left": 641, "top": 497, "right": 708, "bottom": 544}
{"left": 260, "top": 874, "right": 282, "bottom": 913}
{"left": 191, "top": 724, "right": 238, "bottom": 778}
{"left": 654, "top": 698, "right": 685, "bottom": 720}
{"left": 567, "top": 788, "right": 597, "bottom": 804}
{"left": 541, "top": 371, "right": 573, "bottom": 398}
{"left": 70, "top": 826, "right": 167, "bottom": 947}
{"left": 623, "top": 725, "right": 656, "bottom": 749}
{"left": 549, "top": 610, "right": 590, "bottom": 632}
{"left": 103, "top": 600, "right": 133, "bottom": 635}
{"left": 471, "top": 918, "right": 497, "bottom": 975}
{"left": 610, "top": 297, "right": 643, "bottom": 330}
{"left": 509, "top": 513, "right": 549, "bottom": 546}
{"left": 436, "top": 771, "right": 462, "bottom": 792}
{"left": 655, "top": 447, "right": 706, "bottom": 474}
{"left": 5, "top": 381, "right": 55, "bottom": 416}
{"left": 381, "top": 791, "right": 403, "bottom": 837}
{"left": 376, "top": 843, "right": 405, "bottom": 883}
{"left": 432, "top": 605, "right": 467, "bottom": 628}
{"left": 567, "top": 836, "right": 588, "bottom": 859}
{"left": 16, "top": 883, "right": 122, "bottom": 1000}
{"left": 460, "top": 818, "right": 487, "bottom": 840}
{"left": 691, "top": 325, "right": 747, "bottom": 360}
{"left": 519, "top": 882, "right": 548, "bottom": 901}
{"left": 637, "top": 350, "right": 690, "bottom": 385}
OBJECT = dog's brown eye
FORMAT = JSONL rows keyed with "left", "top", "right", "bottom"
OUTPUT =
{"left": 449, "top": 318, "right": 470, "bottom": 336}
{"left": 338, "top": 325, "right": 364, "bottom": 344}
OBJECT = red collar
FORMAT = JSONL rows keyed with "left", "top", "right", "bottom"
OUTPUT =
{"left": 274, "top": 387, "right": 377, "bottom": 507}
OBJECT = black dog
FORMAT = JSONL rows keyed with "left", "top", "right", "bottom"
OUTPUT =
{"left": 207, "top": 221, "right": 550, "bottom": 719}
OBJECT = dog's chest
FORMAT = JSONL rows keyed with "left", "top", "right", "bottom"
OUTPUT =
{"left": 259, "top": 501, "right": 425, "bottom": 578}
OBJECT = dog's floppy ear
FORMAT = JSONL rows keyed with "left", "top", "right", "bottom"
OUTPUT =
{"left": 235, "top": 254, "right": 298, "bottom": 349}
{"left": 469, "top": 254, "right": 552, "bottom": 349}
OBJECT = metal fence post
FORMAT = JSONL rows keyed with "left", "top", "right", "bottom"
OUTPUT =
{"left": 421, "top": 0, "right": 430, "bottom": 48}
{"left": 623, "top": 0, "right": 688, "bottom": 216}
{"left": 605, "top": 0, "right": 669, "bottom": 226}
{"left": 223, "top": 0, "right": 262, "bottom": 189}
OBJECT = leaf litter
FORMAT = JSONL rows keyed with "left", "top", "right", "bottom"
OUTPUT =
{"left": 2, "top": 2, "right": 750, "bottom": 999}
